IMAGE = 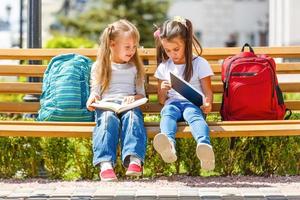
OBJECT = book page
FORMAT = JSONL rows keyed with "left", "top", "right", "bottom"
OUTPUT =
{"left": 91, "top": 100, "right": 122, "bottom": 112}
{"left": 91, "top": 97, "right": 148, "bottom": 113}
{"left": 118, "top": 97, "right": 148, "bottom": 113}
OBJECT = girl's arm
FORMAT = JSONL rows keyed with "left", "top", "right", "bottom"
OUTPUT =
{"left": 157, "top": 79, "right": 171, "bottom": 105}
{"left": 86, "top": 63, "right": 101, "bottom": 111}
{"left": 200, "top": 76, "right": 213, "bottom": 114}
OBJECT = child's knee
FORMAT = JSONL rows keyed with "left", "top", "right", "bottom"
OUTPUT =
{"left": 161, "top": 105, "right": 180, "bottom": 117}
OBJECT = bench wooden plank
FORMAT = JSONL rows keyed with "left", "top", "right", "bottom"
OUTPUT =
{"left": 1, "top": 100, "right": 300, "bottom": 113}
{"left": 0, "top": 102, "right": 40, "bottom": 113}
{"left": 0, "top": 65, "right": 46, "bottom": 77}
{"left": 210, "top": 63, "right": 300, "bottom": 74}
{"left": 1, "top": 63, "right": 299, "bottom": 78}
{"left": 2, "top": 120, "right": 300, "bottom": 126}
{"left": 143, "top": 63, "right": 300, "bottom": 75}
{"left": 0, "top": 48, "right": 156, "bottom": 60}
{"left": 1, "top": 63, "right": 298, "bottom": 79}
{"left": 145, "top": 82, "right": 300, "bottom": 94}
{"left": 1, "top": 81, "right": 300, "bottom": 94}
{"left": 202, "top": 46, "right": 300, "bottom": 59}
{"left": 1, "top": 47, "right": 300, "bottom": 60}
{"left": 0, "top": 82, "right": 42, "bottom": 94}
{"left": 2, "top": 63, "right": 299, "bottom": 77}
{"left": 1, "top": 120, "right": 300, "bottom": 138}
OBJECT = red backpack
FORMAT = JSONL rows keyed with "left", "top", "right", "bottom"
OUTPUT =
{"left": 220, "top": 43, "right": 288, "bottom": 121}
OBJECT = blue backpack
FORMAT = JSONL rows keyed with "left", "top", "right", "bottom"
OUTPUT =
{"left": 37, "top": 53, "right": 94, "bottom": 122}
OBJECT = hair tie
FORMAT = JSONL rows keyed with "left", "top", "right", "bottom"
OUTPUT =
{"left": 153, "top": 29, "right": 160, "bottom": 38}
{"left": 107, "top": 25, "right": 114, "bottom": 35}
{"left": 173, "top": 16, "right": 187, "bottom": 27}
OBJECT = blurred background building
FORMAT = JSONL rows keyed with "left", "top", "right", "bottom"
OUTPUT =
{"left": 0, "top": 0, "right": 299, "bottom": 48}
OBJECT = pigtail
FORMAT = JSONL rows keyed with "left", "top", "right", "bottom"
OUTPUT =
{"left": 183, "top": 19, "right": 194, "bottom": 82}
{"left": 132, "top": 50, "right": 145, "bottom": 88}
{"left": 155, "top": 37, "right": 165, "bottom": 66}
{"left": 154, "top": 27, "right": 168, "bottom": 66}
{"left": 192, "top": 35, "right": 202, "bottom": 56}
{"left": 94, "top": 26, "right": 113, "bottom": 95}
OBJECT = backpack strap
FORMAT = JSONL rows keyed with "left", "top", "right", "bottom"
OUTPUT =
{"left": 284, "top": 109, "right": 292, "bottom": 120}
{"left": 241, "top": 43, "right": 254, "bottom": 53}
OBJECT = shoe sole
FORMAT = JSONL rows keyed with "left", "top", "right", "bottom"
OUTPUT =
{"left": 125, "top": 170, "right": 142, "bottom": 177}
{"left": 196, "top": 143, "right": 215, "bottom": 170}
{"left": 153, "top": 133, "right": 177, "bottom": 163}
{"left": 100, "top": 177, "right": 118, "bottom": 182}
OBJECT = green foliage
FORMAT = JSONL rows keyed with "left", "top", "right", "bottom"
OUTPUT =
{"left": 0, "top": 134, "right": 299, "bottom": 179}
{"left": 45, "top": 36, "right": 95, "bottom": 48}
{"left": 41, "top": 138, "right": 74, "bottom": 179}
{"left": 284, "top": 93, "right": 300, "bottom": 100}
{"left": 70, "top": 138, "right": 97, "bottom": 180}
{"left": 0, "top": 138, "right": 42, "bottom": 178}
{"left": 0, "top": 94, "right": 24, "bottom": 103}
{"left": 54, "top": 0, "right": 170, "bottom": 47}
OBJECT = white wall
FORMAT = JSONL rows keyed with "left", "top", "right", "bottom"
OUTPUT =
{"left": 269, "top": 0, "right": 300, "bottom": 46}
{"left": 168, "top": 0, "right": 269, "bottom": 47}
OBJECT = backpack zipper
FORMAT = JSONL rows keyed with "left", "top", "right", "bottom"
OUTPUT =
{"left": 230, "top": 72, "right": 257, "bottom": 76}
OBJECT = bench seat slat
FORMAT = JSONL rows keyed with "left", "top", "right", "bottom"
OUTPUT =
{"left": 2, "top": 120, "right": 300, "bottom": 126}
{"left": 1, "top": 120, "right": 300, "bottom": 138}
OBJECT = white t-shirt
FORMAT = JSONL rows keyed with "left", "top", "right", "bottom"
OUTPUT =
{"left": 90, "top": 62, "right": 145, "bottom": 100}
{"left": 154, "top": 56, "right": 214, "bottom": 105}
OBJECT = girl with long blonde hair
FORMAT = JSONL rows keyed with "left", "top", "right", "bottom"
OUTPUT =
{"left": 86, "top": 19, "right": 146, "bottom": 181}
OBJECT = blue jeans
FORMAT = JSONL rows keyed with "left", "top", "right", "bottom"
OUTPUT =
{"left": 160, "top": 101, "right": 211, "bottom": 145}
{"left": 92, "top": 108, "right": 147, "bottom": 168}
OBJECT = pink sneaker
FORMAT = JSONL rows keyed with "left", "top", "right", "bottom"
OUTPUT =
{"left": 125, "top": 163, "right": 142, "bottom": 176}
{"left": 99, "top": 169, "right": 117, "bottom": 181}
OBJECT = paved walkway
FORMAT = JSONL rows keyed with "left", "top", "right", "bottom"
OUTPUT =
{"left": 0, "top": 176, "right": 299, "bottom": 200}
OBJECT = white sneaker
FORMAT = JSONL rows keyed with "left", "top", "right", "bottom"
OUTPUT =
{"left": 153, "top": 133, "right": 177, "bottom": 163}
{"left": 196, "top": 143, "right": 215, "bottom": 170}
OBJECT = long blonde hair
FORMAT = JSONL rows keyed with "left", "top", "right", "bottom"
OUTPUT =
{"left": 92, "top": 19, "right": 144, "bottom": 95}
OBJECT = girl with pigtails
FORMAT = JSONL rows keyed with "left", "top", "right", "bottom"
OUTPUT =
{"left": 86, "top": 19, "right": 147, "bottom": 181}
{"left": 153, "top": 16, "right": 215, "bottom": 171}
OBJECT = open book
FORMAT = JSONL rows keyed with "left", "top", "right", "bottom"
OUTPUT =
{"left": 91, "top": 97, "right": 148, "bottom": 114}
{"left": 170, "top": 72, "right": 205, "bottom": 107}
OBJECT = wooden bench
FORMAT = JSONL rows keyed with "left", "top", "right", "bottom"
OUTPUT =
{"left": 0, "top": 47, "right": 300, "bottom": 138}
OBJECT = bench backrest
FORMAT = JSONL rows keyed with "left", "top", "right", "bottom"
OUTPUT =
{"left": 0, "top": 47, "right": 300, "bottom": 117}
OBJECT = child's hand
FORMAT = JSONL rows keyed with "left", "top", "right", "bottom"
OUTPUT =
{"left": 122, "top": 96, "right": 135, "bottom": 104}
{"left": 161, "top": 80, "right": 171, "bottom": 92}
{"left": 86, "top": 94, "right": 100, "bottom": 111}
{"left": 200, "top": 97, "right": 212, "bottom": 114}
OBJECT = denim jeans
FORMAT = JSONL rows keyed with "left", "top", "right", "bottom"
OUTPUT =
{"left": 92, "top": 107, "right": 147, "bottom": 168}
{"left": 160, "top": 101, "right": 211, "bottom": 145}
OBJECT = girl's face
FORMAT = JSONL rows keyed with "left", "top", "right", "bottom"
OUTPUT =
{"left": 161, "top": 37, "right": 185, "bottom": 64}
{"left": 110, "top": 32, "right": 137, "bottom": 63}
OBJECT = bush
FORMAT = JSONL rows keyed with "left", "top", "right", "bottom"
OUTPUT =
{"left": 45, "top": 36, "right": 95, "bottom": 48}
{"left": 0, "top": 133, "right": 298, "bottom": 179}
